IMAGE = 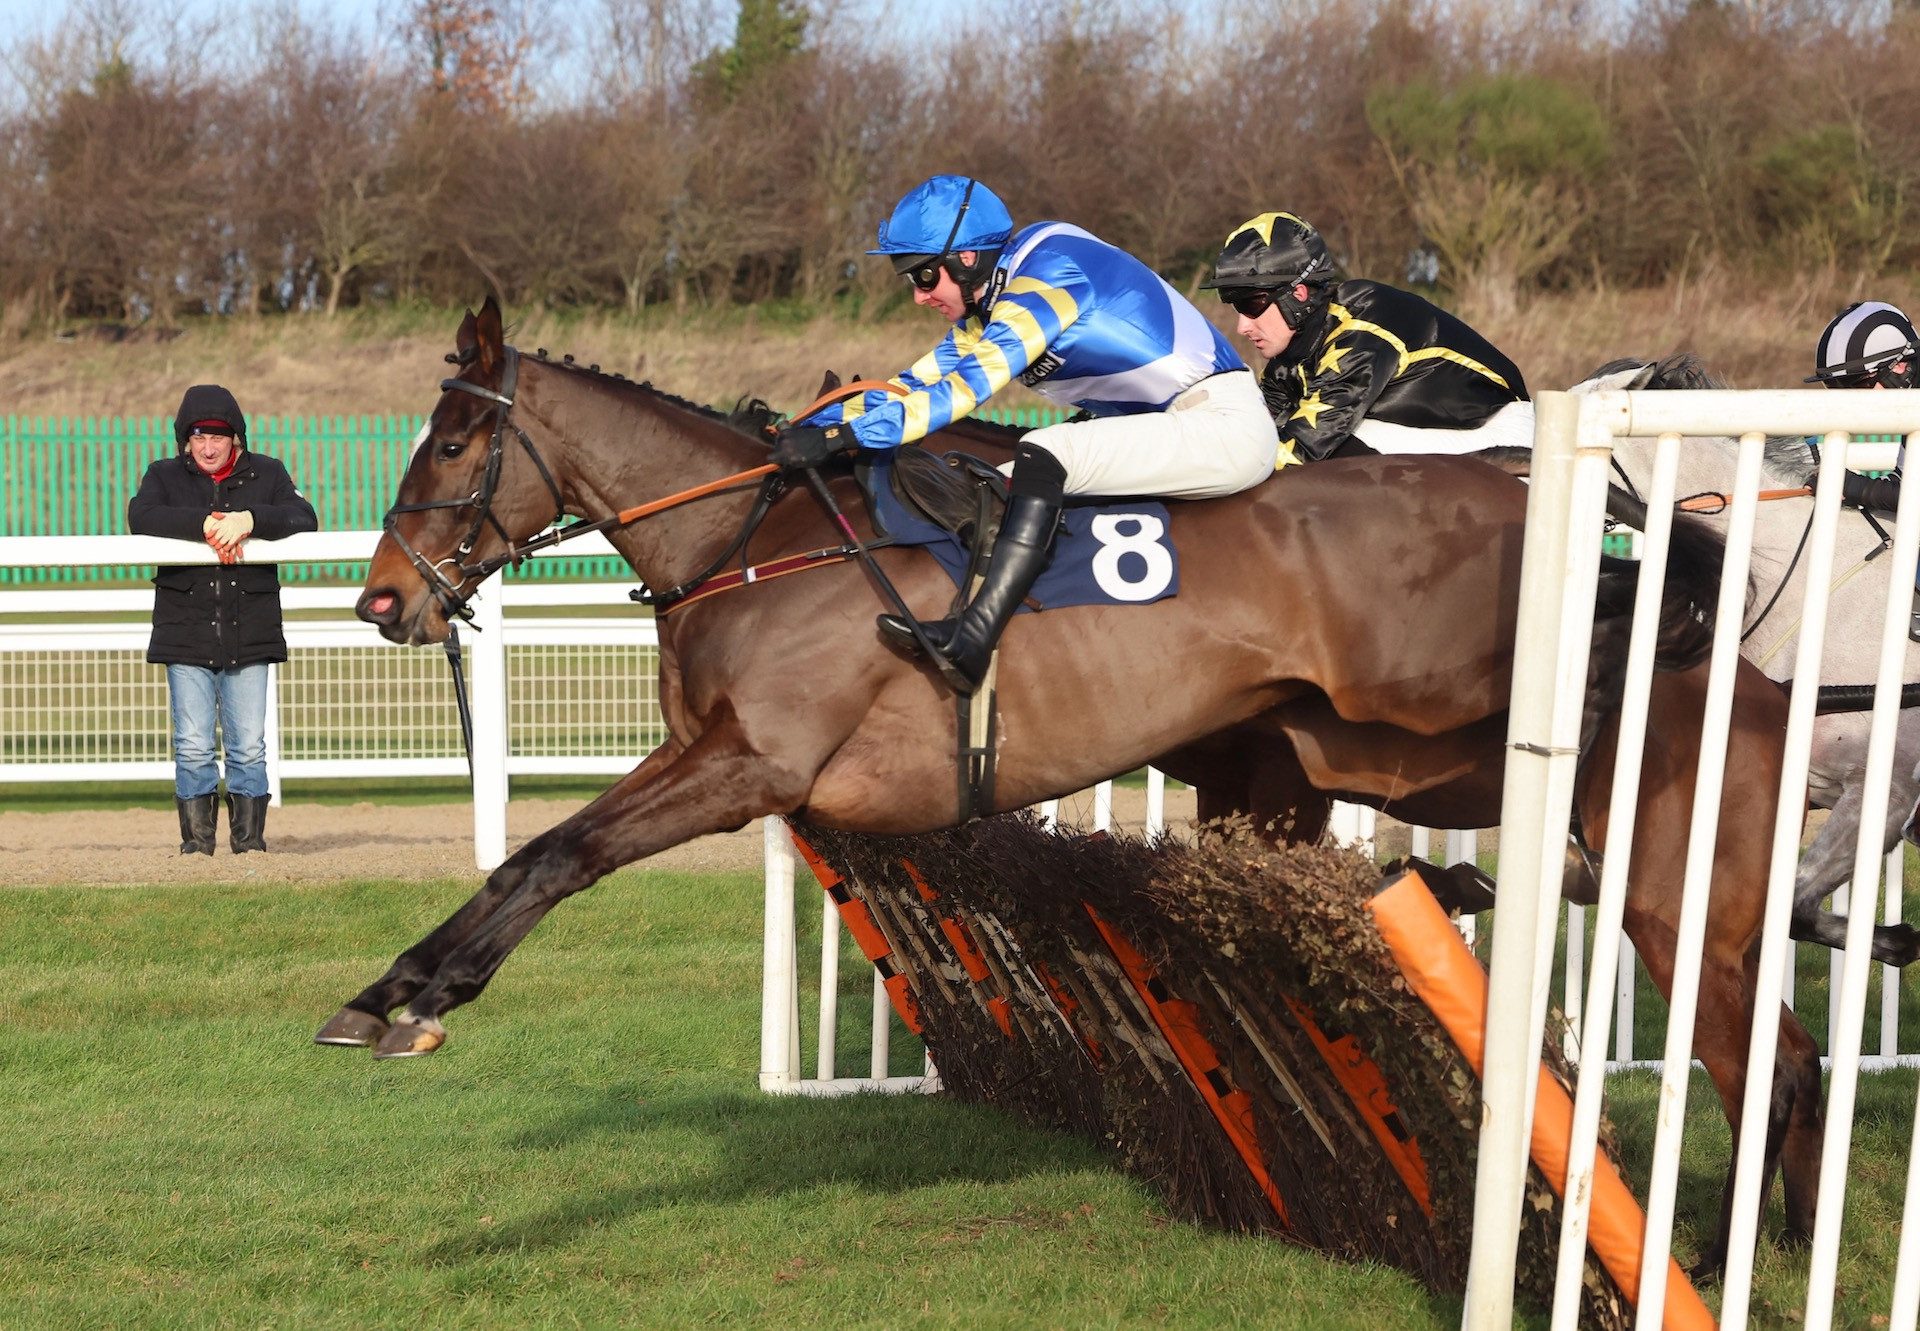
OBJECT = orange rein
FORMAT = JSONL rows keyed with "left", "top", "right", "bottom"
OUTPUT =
{"left": 1677, "top": 486, "right": 1812, "bottom": 514}
{"left": 607, "top": 380, "right": 908, "bottom": 526}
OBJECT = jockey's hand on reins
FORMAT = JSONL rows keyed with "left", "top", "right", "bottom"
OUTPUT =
{"left": 771, "top": 422, "right": 856, "bottom": 470}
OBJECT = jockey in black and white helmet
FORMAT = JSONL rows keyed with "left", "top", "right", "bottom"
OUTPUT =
{"left": 1807, "top": 300, "right": 1919, "bottom": 390}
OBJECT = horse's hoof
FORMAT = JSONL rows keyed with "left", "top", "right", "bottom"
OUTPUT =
{"left": 314, "top": 1007, "right": 389, "bottom": 1048}
{"left": 373, "top": 1017, "right": 446, "bottom": 1059}
{"left": 1687, "top": 1250, "right": 1727, "bottom": 1285}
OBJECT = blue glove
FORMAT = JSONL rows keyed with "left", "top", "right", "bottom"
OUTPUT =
{"left": 771, "top": 423, "right": 857, "bottom": 470}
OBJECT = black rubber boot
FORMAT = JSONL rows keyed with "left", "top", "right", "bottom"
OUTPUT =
{"left": 878, "top": 497, "right": 1060, "bottom": 694}
{"left": 228, "top": 792, "right": 271, "bottom": 854}
{"left": 176, "top": 794, "right": 217, "bottom": 856}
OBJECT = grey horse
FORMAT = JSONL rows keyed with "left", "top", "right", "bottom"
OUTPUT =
{"left": 1569, "top": 355, "right": 1920, "bottom": 967}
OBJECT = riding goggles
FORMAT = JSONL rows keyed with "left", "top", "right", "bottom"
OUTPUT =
{"left": 1217, "top": 287, "right": 1279, "bottom": 319}
{"left": 902, "top": 258, "right": 946, "bottom": 292}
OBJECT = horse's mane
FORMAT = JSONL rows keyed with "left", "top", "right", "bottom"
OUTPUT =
{"left": 526, "top": 348, "right": 776, "bottom": 446}
{"left": 1581, "top": 352, "right": 1814, "bottom": 485}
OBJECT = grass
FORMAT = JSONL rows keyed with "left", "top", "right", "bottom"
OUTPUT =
{"left": 0, "top": 869, "right": 1453, "bottom": 1329}
{"left": 7, "top": 276, "right": 1915, "bottom": 423}
{"left": 3, "top": 855, "right": 1916, "bottom": 1326}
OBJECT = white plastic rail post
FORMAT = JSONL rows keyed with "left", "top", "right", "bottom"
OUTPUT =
{"left": 1465, "top": 390, "right": 1594, "bottom": 1329}
{"left": 1549, "top": 430, "right": 1684, "bottom": 1331}
{"left": 817, "top": 887, "right": 841, "bottom": 1081}
{"left": 1634, "top": 431, "right": 1764, "bottom": 1326}
{"left": 759, "top": 816, "right": 799, "bottom": 1093}
{"left": 1805, "top": 434, "right": 1920, "bottom": 1331}
{"left": 264, "top": 662, "right": 284, "bottom": 806}
{"left": 468, "top": 580, "right": 508, "bottom": 871}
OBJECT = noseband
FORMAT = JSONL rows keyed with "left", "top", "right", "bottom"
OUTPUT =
{"left": 382, "top": 345, "right": 567, "bottom": 623}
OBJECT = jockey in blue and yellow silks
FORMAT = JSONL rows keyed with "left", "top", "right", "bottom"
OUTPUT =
{"left": 770, "top": 174, "right": 1277, "bottom": 693}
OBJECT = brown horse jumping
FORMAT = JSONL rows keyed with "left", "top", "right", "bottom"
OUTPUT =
{"left": 322, "top": 300, "right": 1811, "bottom": 1277}
{"left": 918, "top": 409, "right": 1822, "bottom": 1279}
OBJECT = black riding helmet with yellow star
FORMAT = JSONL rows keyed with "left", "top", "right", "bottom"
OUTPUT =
{"left": 1202, "top": 212, "right": 1334, "bottom": 330}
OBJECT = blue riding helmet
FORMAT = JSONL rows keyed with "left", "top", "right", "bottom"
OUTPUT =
{"left": 869, "top": 175, "right": 1014, "bottom": 259}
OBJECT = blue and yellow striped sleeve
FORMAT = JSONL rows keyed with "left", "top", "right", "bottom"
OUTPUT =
{"left": 838, "top": 276, "right": 1084, "bottom": 449}
{"left": 801, "top": 347, "right": 948, "bottom": 427}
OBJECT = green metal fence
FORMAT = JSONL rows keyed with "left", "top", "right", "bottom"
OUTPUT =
{"left": 0, "top": 404, "right": 1072, "bottom": 585}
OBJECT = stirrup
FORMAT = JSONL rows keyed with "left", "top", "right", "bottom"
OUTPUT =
{"left": 875, "top": 611, "right": 978, "bottom": 695}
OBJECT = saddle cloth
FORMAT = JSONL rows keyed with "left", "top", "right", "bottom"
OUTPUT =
{"left": 862, "top": 450, "right": 1180, "bottom": 612}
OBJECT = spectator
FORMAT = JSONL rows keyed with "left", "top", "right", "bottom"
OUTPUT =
{"left": 127, "top": 385, "right": 317, "bottom": 855}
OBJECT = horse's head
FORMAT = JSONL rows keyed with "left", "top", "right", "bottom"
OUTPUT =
{"left": 1569, "top": 353, "right": 1727, "bottom": 396}
{"left": 357, "top": 296, "right": 567, "bottom": 644}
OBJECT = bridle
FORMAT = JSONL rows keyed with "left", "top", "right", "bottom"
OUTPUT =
{"left": 380, "top": 349, "right": 902, "bottom": 627}
{"left": 382, "top": 345, "right": 569, "bottom": 624}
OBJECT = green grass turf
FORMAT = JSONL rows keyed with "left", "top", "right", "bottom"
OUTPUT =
{"left": 0, "top": 867, "right": 1451, "bottom": 1329}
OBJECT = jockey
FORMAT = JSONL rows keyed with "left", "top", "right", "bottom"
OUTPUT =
{"left": 1204, "top": 211, "right": 1531, "bottom": 463}
{"left": 1805, "top": 300, "right": 1918, "bottom": 512}
{"left": 771, "top": 174, "right": 1276, "bottom": 692}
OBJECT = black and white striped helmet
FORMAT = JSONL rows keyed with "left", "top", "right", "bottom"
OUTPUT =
{"left": 1808, "top": 300, "right": 1919, "bottom": 387}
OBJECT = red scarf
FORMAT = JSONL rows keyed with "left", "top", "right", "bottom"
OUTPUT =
{"left": 195, "top": 449, "right": 240, "bottom": 484}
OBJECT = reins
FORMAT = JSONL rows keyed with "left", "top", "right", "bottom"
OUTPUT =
{"left": 386, "top": 360, "right": 923, "bottom": 624}
{"left": 1676, "top": 486, "right": 1812, "bottom": 514}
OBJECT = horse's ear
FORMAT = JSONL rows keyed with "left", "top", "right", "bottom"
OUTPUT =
{"left": 474, "top": 296, "right": 505, "bottom": 376}
{"left": 455, "top": 307, "right": 479, "bottom": 364}
{"left": 816, "top": 370, "right": 842, "bottom": 395}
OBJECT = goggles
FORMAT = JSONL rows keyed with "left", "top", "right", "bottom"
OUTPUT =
{"left": 1218, "top": 287, "right": 1279, "bottom": 319}
{"left": 902, "top": 258, "right": 946, "bottom": 292}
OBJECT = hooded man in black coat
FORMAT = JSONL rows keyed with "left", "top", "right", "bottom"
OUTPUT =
{"left": 127, "top": 384, "right": 318, "bottom": 855}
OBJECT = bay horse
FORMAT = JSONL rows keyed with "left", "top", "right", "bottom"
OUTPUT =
{"left": 897, "top": 403, "right": 1826, "bottom": 1279}
{"left": 323, "top": 299, "right": 1810, "bottom": 1278}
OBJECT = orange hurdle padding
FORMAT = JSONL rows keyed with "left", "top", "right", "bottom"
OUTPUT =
{"left": 1085, "top": 904, "right": 1291, "bottom": 1228}
{"left": 1368, "top": 870, "right": 1714, "bottom": 1331}
{"left": 1280, "top": 994, "right": 1433, "bottom": 1216}
{"left": 787, "top": 830, "right": 923, "bottom": 1035}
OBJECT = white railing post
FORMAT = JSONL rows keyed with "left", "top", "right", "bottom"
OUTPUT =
{"left": 264, "top": 661, "right": 283, "bottom": 806}
{"left": 817, "top": 887, "right": 841, "bottom": 1081}
{"left": 467, "top": 580, "right": 508, "bottom": 872}
{"left": 1804, "top": 436, "right": 1920, "bottom": 1331}
{"left": 1549, "top": 430, "right": 1685, "bottom": 1328}
{"left": 1884, "top": 843, "right": 1904, "bottom": 1060}
{"left": 1145, "top": 767, "right": 1165, "bottom": 838}
{"left": 759, "top": 816, "right": 799, "bottom": 1093}
{"left": 1467, "top": 390, "right": 1605, "bottom": 1328}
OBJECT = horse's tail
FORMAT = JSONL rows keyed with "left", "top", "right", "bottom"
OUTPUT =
{"left": 1593, "top": 484, "right": 1731, "bottom": 674}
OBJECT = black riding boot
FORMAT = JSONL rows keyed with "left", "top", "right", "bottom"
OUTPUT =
{"left": 176, "top": 794, "right": 217, "bottom": 856}
{"left": 878, "top": 444, "right": 1065, "bottom": 694}
{"left": 228, "top": 792, "right": 271, "bottom": 854}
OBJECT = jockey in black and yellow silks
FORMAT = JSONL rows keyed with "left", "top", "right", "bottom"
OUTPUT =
{"left": 1205, "top": 212, "right": 1532, "bottom": 464}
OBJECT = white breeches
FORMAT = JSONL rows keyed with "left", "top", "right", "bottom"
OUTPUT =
{"left": 1012, "top": 370, "right": 1279, "bottom": 499}
{"left": 1350, "top": 399, "right": 1537, "bottom": 456}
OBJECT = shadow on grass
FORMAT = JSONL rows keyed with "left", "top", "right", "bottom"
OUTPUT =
{"left": 427, "top": 1085, "right": 1095, "bottom": 1260}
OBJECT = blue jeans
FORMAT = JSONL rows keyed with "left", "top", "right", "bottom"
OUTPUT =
{"left": 167, "top": 663, "right": 270, "bottom": 799}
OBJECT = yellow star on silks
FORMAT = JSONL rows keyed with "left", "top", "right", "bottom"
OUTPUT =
{"left": 1316, "top": 341, "right": 1351, "bottom": 375}
{"left": 1275, "top": 438, "right": 1303, "bottom": 469}
{"left": 1292, "top": 390, "right": 1327, "bottom": 429}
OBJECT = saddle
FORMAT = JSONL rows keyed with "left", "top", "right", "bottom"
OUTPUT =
{"left": 866, "top": 446, "right": 1008, "bottom": 551}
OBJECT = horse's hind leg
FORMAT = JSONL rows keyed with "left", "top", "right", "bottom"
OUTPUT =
{"left": 1625, "top": 909, "right": 1785, "bottom": 1282}
{"left": 373, "top": 712, "right": 808, "bottom": 1057}
{"left": 1789, "top": 765, "right": 1920, "bottom": 967}
{"left": 314, "top": 737, "right": 687, "bottom": 1048}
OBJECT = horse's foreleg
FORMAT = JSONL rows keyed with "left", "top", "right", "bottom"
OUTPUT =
{"left": 1774, "top": 1005, "right": 1824, "bottom": 1246}
{"left": 371, "top": 713, "right": 809, "bottom": 1057}
{"left": 314, "top": 736, "right": 687, "bottom": 1048}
